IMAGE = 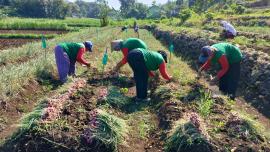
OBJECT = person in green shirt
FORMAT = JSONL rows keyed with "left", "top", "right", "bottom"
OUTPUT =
{"left": 127, "top": 48, "right": 172, "bottom": 101}
{"left": 55, "top": 41, "right": 93, "bottom": 83}
{"left": 111, "top": 38, "right": 148, "bottom": 72}
{"left": 198, "top": 42, "right": 243, "bottom": 100}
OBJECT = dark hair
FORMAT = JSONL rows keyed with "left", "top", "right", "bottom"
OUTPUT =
{"left": 158, "top": 50, "right": 168, "bottom": 63}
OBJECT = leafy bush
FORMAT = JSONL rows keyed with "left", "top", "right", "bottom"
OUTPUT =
{"left": 205, "top": 12, "right": 214, "bottom": 22}
{"left": 198, "top": 91, "right": 214, "bottom": 118}
{"left": 231, "top": 4, "right": 246, "bottom": 14}
{"left": 178, "top": 9, "right": 192, "bottom": 25}
{"left": 100, "top": 17, "right": 109, "bottom": 27}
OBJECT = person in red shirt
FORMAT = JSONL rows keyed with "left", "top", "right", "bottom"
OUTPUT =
{"left": 55, "top": 41, "right": 93, "bottom": 83}
{"left": 111, "top": 38, "right": 147, "bottom": 72}
{"left": 198, "top": 43, "right": 243, "bottom": 100}
{"left": 127, "top": 48, "right": 172, "bottom": 101}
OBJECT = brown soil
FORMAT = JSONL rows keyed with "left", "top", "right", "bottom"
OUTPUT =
{"left": 1, "top": 29, "right": 270, "bottom": 152}
{"left": 158, "top": 100, "right": 183, "bottom": 130}
{"left": 0, "top": 30, "right": 67, "bottom": 35}
{"left": 0, "top": 39, "right": 39, "bottom": 50}
{"left": 0, "top": 69, "right": 165, "bottom": 152}
{"left": 0, "top": 80, "right": 44, "bottom": 142}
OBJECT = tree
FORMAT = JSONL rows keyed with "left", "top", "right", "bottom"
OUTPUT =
{"left": 178, "top": 8, "right": 192, "bottom": 25}
{"left": 152, "top": 0, "right": 156, "bottom": 6}
{"left": 176, "top": 0, "right": 183, "bottom": 6}
{"left": 75, "top": 0, "right": 90, "bottom": 17}
{"left": 13, "top": 0, "right": 47, "bottom": 18}
{"left": 45, "top": 0, "right": 69, "bottom": 19}
{"left": 88, "top": 2, "right": 100, "bottom": 18}
{"left": 126, "top": 2, "right": 148, "bottom": 19}
{"left": 97, "top": 0, "right": 110, "bottom": 26}
{"left": 66, "top": 2, "right": 80, "bottom": 17}
{"left": 0, "top": 0, "right": 11, "bottom": 5}
{"left": 163, "top": 0, "right": 178, "bottom": 17}
{"left": 119, "top": 0, "right": 135, "bottom": 17}
{"left": 108, "top": 8, "right": 121, "bottom": 20}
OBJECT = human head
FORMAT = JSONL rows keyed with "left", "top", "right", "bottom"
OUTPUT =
{"left": 220, "top": 20, "right": 228, "bottom": 27}
{"left": 111, "top": 39, "right": 123, "bottom": 51}
{"left": 158, "top": 50, "right": 168, "bottom": 63}
{"left": 198, "top": 46, "right": 214, "bottom": 64}
{"left": 84, "top": 41, "right": 93, "bottom": 52}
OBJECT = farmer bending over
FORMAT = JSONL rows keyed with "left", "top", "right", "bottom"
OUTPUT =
{"left": 121, "top": 26, "right": 128, "bottom": 32}
{"left": 111, "top": 38, "right": 147, "bottom": 72}
{"left": 133, "top": 21, "right": 139, "bottom": 33}
{"left": 54, "top": 41, "right": 93, "bottom": 83}
{"left": 128, "top": 48, "right": 172, "bottom": 101}
{"left": 198, "top": 43, "right": 243, "bottom": 100}
{"left": 220, "top": 21, "right": 237, "bottom": 39}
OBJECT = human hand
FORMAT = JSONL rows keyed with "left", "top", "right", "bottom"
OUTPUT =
{"left": 167, "top": 76, "right": 176, "bottom": 83}
{"left": 210, "top": 76, "right": 218, "bottom": 85}
{"left": 86, "top": 63, "right": 91, "bottom": 68}
{"left": 109, "top": 69, "right": 119, "bottom": 78}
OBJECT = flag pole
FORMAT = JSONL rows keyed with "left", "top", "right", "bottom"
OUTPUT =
{"left": 42, "top": 33, "right": 47, "bottom": 60}
{"left": 102, "top": 47, "right": 108, "bottom": 76}
{"left": 169, "top": 42, "right": 174, "bottom": 64}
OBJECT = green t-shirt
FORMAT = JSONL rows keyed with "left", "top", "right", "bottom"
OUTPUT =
{"left": 138, "top": 48, "right": 164, "bottom": 71}
{"left": 121, "top": 38, "right": 147, "bottom": 51}
{"left": 59, "top": 43, "right": 84, "bottom": 61}
{"left": 211, "top": 43, "right": 243, "bottom": 64}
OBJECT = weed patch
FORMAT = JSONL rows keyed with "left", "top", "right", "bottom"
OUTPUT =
{"left": 165, "top": 119, "right": 212, "bottom": 152}
{"left": 198, "top": 91, "right": 214, "bottom": 118}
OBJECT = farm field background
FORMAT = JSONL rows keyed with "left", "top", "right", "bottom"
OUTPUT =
{"left": 0, "top": 1, "right": 270, "bottom": 151}
{"left": 0, "top": 18, "right": 100, "bottom": 50}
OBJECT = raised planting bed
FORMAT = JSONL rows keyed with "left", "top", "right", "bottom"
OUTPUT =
{"left": 150, "top": 26, "right": 270, "bottom": 118}
{"left": 0, "top": 30, "right": 68, "bottom": 35}
{"left": 0, "top": 38, "right": 39, "bottom": 50}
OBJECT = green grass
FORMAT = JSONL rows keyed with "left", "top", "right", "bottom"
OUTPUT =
{"left": 0, "top": 33, "right": 56, "bottom": 39}
{"left": 102, "top": 86, "right": 132, "bottom": 109}
{"left": 198, "top": 91, "right": 214, "bottom": 118}
{"left": 237, "top": 26, "right": 270, "bottom": 35}
{"left": 0, "top": 17, "right": 100, "bottom": 30}
{"left": 232, "top": 109, "right": 270, "bottom": 141}
{"left": 0, "top": 99, "right": 48, "bottom": 145}
{"left": 0, "top": 27, "right": 108, "bottom": 66}
{"left": 0, "top": 27, "right": 112, "bottom": 100}
{"left": 124, "top": 110, "right": 157, "bottom": 140}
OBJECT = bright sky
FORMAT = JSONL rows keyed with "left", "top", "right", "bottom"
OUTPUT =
{"left": 69, "top": 0, "right": 168, "bottom": 9}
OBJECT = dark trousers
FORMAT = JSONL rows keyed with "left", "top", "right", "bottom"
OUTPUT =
{"left": 219, "top": 62, "right": 241, "bottom": 99}
{"left": 127, "top": 49, "right": 149, "bottom": 99}
{"left": 222, "top": 30, "right": 235, "bottom": 39}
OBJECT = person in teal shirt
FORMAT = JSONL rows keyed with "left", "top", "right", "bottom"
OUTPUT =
{"left": 199, "top": 42, "right": 243, "bottom": 100}
{"left": 127, "top": 48, "right": 172, "bottom": 101}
